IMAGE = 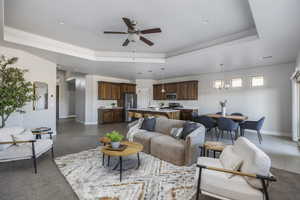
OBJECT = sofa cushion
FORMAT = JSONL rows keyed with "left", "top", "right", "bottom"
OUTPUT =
{"left": 0, "top": 139, "right": 53, "bottom": 162}
{"left": 155, "top": 118, "right": 185, "bottom": 135}
{"left": 133, "top": 131, "right": 163, "bottom": 154}
{"left": 219, "top": 145, "right": 243, "bottom": 178}
{"left": 197, "top": 157, "right": 264, "bottom": 200}
{"left": 170, "top": 127, "right": 183, "bottom": 139}
{"left": 181, "top": 122, "right": 199, "bottom": 140}
{"left": 141, "top": 118, "right": 156, "bottom": 132}
{"left": 151, "top": 135, "right": 185, "bottom": 166}
{"left": 233, "top": 137, "right": 271, "bottom": 189}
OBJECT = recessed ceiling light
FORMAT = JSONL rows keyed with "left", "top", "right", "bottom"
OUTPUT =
{"left": 262, "top": 56, "right": 273, "bottom": 59}
{"left": 59, "top": 21, "right": 65, "bottom": 25}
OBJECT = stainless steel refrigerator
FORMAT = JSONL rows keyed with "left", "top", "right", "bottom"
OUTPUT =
{"left": 124, "top": 93, "right": 137, "bottom": 122}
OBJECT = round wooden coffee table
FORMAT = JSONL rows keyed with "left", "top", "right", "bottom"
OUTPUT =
{"left": 101, "top": 141, "right": 143, "bottom": 182}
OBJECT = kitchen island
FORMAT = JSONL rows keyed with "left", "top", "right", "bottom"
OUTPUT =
{"left": 127, "top": 108, "right": 180, "bottom": 120}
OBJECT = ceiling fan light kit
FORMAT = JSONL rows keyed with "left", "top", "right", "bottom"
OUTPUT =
{"left": 104, "top": 17, "right": 162, "bottom": 47}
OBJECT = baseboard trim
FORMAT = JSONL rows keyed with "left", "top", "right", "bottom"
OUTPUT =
{"left": 84, "top": 122, "right": 98, "bottom": 125}
{"left": 59, "top": 115, "right": 76, "bottom": 119}
{"left": 246, "top": 129, "right": 291, "bottom": 138}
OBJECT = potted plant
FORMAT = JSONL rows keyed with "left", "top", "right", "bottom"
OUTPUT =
{"left": 105, "top": 131, "right": 124, "bottom": 149}
{"left": 111, "top": 102, "right": 116, "bottom": 108}
{"left": 0, "top": 56, "right": 35, "bottom": 128}
{"left": 219, "top": 100, "right": 227, "bottom": 117}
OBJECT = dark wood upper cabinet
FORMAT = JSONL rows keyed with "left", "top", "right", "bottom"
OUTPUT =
{"left": 121, "top": 83, "right": 136, "bottom": 93}
{"left": 177, "top": 82, "right": 188, "bottom": 100}
{"left": 153, "top": 84, "right": 165, "bottom": 100}
{"left": 153, "top": 81, "right": 198, "bottom": 100}
{"left": 165, "top": 83, "right": 177, "bottom": 93}
{"left": 98, "top": 81, "right": 121, "bottom": 100}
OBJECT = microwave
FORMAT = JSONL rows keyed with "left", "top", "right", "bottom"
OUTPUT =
{"left": 166, "top": 93, "right": 177, "bottom": 100}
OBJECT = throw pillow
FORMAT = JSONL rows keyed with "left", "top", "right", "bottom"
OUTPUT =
{"left": 0, "top": 127, "right": 25, "bottom": 151}
{"left": 220, "top": 146, "right": 243, "bottom": 178}
{"left": 170, "top": 127, "right": 183, "bottom": 139}
{"left": 181, "top": 122, "right": 199, "bottom": 140}
{"left": 141, "top": 117, "right": 156, "bottom": 132}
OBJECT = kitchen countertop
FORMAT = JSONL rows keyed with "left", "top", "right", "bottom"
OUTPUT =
{"left": 98, "top": 107, "right": 123, "bottom": 109}
{"left": 172, "top": 107, "right": 198, "bottom": 110}
{"left": 128, "top": 108, "right": 180, "bottom": 113}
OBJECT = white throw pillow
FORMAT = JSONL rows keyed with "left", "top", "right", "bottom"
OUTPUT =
{"left": 170, "top": 127, "right": 183, "bottom": 139}
{"left": 0, "top": 127, "right": 26, "bottom": 151}
{"left": 220, "top": 145, "right": 243, "bottom": 178}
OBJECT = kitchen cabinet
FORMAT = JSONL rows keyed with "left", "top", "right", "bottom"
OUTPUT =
{"left": 121, "top": 83, "right": 136, "bottom": 93}
{"left": 153, "top": 84, "right": 165, "bottom": 100}
{"left": 153, "top": 81, "right": 198, "bottom": 100}
{"left": 178, "top": 109, "right": 198, "bottom": 121}
{"left": 165, "top": 83, "right": 177, "bottom": 93}
{"left": 98, "top": 108, "right": 123, "bottom": 124}
{"left": 98, "top": 82, "right": 121, "bottom": 100}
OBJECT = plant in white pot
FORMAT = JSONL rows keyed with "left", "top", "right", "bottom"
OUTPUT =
{"left": 106, "top": 131, "right": 124, "bottom": 149}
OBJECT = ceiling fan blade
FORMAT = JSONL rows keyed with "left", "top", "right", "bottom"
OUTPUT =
{"left": 140, "top": 28, "right": 162, "bottom": 34}
{"left": 140, "top": 36, "right": 154, "bottom": 46}
{"left": 122, "top": 17, "right": 134, "bottom": 30}
{"left": 104, "top": 31, "right": 127, "bottom": 34}
{"left": 122, "top": 39, "right": 130, "bottom": 46}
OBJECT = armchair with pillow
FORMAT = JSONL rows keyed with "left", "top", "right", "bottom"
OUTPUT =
{"left": 195, "top": 137, "right": 276, "bottom": 200}
{"left": 0, "top": 127, "right": 54, "bottom": 173}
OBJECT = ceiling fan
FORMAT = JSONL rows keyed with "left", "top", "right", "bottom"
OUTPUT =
{"left": 104, "top": 17, "right": 162, "bottom": 47}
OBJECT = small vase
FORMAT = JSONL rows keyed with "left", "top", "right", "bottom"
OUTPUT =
{"left": 221, "top": 107, "right": 226, "bottom": 117}
{"left": 111, "top": 142, "right": 120, "bottom": 149}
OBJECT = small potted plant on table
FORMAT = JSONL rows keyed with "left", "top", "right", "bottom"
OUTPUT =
{"left": 106, "top": 131, "right": 124, "bottom": 149}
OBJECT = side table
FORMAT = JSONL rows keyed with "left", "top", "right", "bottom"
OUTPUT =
{"left": 202, "top": 141, "right": 226, "bottom": 158}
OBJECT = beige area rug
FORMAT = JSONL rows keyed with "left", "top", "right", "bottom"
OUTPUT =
{"left": 55, "top": 147, "right": 198, "bottom": 200}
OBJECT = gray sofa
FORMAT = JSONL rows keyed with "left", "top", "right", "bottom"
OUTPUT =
{"left": 127, "top": 118, "right": 205, "bottom": 166}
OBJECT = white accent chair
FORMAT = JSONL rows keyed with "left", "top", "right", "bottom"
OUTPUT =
{"left": 0, "top": 127, "right": 54, "bottom": 173}
{"left": 196, "top": 137, "right": 276, "bottom": 200}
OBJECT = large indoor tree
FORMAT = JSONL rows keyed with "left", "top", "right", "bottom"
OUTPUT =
{"left": 0, "top": 55, "right": 35, "bottom": 128}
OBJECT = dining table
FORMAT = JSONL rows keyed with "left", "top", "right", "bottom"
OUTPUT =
{"left": 206, "top": 114, "right": 248, "bottom": 122}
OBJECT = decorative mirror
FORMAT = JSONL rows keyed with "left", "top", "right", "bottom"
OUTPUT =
{"left": 33, "top": 82, "right": 48, "bottom": 110}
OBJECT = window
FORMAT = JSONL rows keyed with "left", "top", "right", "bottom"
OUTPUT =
{"left": 251, "top": 76, "right": 264, "bottom": 87}
{"left": 231, "top": 78, "right": 242, "bottom": 88}
{"left": 213, "top": 80, "right": 223, "bottom": 89}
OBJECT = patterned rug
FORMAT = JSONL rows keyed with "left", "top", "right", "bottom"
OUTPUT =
{"left": 55, "top": 147, "right": 198, "bottom": 200}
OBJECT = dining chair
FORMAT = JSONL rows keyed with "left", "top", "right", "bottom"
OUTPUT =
{"left": 240, "top": 117, "right": 265, "bottom": 144}
{"left": 230, "top": 112, "right": 244, "bottom": 136}
{"left": 191, "top": 111, "right": 200, "bottom": 122}
{"left": 196, "top": 116, "right": 217, "bottom": 139}
{"left": 217, "top": 117, "right": 239, "bottom": 144}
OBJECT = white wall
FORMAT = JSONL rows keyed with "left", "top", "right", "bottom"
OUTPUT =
{"left": 292, "top": 52, "right": 300, "bottom": 141}
{"left": 156, "top": 63, "right": 295, "bottom": 137}
{"left": 0, "top": 45, "right": 56, "bottom": 132}
{"left": 85, "top": 75, "right": 131, "bottom": 124}
{"left": 57, "top": 70, "right": 76, "bottom": 118}
{"left": 75, "top": 75, "right": 86, "bottom": 123}
{"left": 135, "top": 79, "right": 157, "bottom": 108}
